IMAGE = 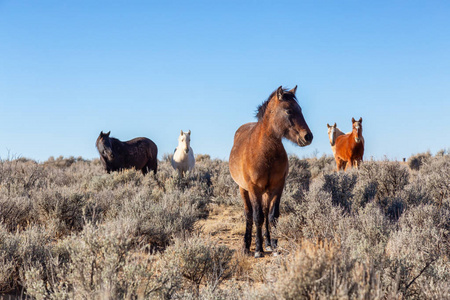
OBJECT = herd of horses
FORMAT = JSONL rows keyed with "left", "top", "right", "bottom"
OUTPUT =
{"left": 95, "top": 85, "right": 364, "bottom": 258}
{"left": 95, "top": 129, "right": 195, "bottom": 176}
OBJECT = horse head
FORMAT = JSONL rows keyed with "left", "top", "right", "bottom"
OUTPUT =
{"left": 351, "top": 117, "right": 363, "bottom": 143}
{"left": 97, "top": 131, "right": 114, "bottom": 160}
{"left": 327, "top": 123, "right": 337, "bottom": 146}
{"left": 178, "top": 130, "right": 191, "bottom": 154}
{"left": 271, "top": 86, "right": 313, "bottom": 147}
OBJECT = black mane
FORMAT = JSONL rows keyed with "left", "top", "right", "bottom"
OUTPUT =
{"left": 255, "top": 88, "right": 297, "bottom": 121}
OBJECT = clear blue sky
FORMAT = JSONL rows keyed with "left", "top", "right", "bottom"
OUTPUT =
{"left": 1, "top": 1, "right": 449, "bottom": 161}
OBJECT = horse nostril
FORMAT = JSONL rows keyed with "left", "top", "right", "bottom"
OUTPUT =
{"left": 305, "top": 133, "right": 313, "bottom": 143}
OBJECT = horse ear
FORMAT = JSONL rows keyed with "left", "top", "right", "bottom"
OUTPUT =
{"left": 188, "top": 130, "right": 191, "bottom": 135}
{"left": 359, "top": 117, "right": 362, "bottom": 123}
{"left": 276, "top": 86, "right": 284, "bottom": 100}
{"left": 106, "top": 131, "right": 110, "bottom": 137}
{"left": 289, "top": 85, "right": 297, "bottom": 95}
{"left": 180, "top": 130, "right": 183, "bottom": 136}
{"left": 327, "top": 123, "right": 330, "bottom": 128}
{"left": 100, "top": 131, "right": 104, "bottom": 135}
{"left": 352, "top": 117, "right": 356, "bottom": 123}
{"left": 334, "top": 122, "right": 336, "bottom": 127}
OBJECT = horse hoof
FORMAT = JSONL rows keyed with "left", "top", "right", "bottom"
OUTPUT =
{"left": 242, "top": 248, "right": 251, "bottom": 256}
{"left": 266, "top": 246, "right": 273, "bottom": 252}
{"left": 254, "top": 251, "right": 264, "bottom": 258}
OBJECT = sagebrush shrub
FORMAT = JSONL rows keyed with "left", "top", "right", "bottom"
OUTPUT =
{"left": 322, "top": 171, "right": 357, "bottom": 212}
{"left": 307, "top": 154, "right": 336, "bottom": 179}
{"left": 357, "top": 160, "right": 410, "bottom": 220}
{"left": 268, "top": 240, "right": 383, "bottom": 300}
{"left": 385, "top": 204, "right": 450, "bottom": 298}
{"left": 418, "top": 154, "right": 450, "bottom": 208}
{"left": 341, "top": 202, "right": 391, "bottom": 263}
{"left": 407, "top": 151, "right": 431, "bottom": 171}
{"left": 163, "top": 235, "right": 235, "bottom": 295}
{"left": 280, "top": 156, "right": 311, "bottom": 214}
{"left": 276, "top": 177, "right": 345, "bottom": 244}
{"left": 0, "top": 195, "right": 34, "bottom": 232}
{"left": 286, "top": 155, "right": 311, "bottom": 191}
{"left": 34, "top": 188, "right": 86, "bottom": 236}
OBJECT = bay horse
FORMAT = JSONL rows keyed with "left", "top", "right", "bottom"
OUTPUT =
{"left": 229, "top": 86, "right": 313, "bottom": 257}
{"left": 171, "top": 130, "right": 195, "bottom": 177}
{"left": 334, "top": 117, "right": 364, "bottom": 171}
{"left": 96, "top": 131, "right": 158, "bottom": 175}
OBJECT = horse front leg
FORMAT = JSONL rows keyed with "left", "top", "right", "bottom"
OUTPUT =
{"left": 240, "top": 187, "right": 253, "bottom": 255}
{"left": 263, "top": 194, "right": 271, "bottom": 251}
{"left": 345, "top": 160, "right": 353, "bottom": 171}
{"left": 335, "top": 158, "right": 343, "bottom": 171}
{"left": 249, "top": 189, "right": 264, "bottom": 258}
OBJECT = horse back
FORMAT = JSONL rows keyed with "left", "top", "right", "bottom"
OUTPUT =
{"left": 119, "top": 137, "right": 157, "bottom": 168}
{"left": 232, "top": 123, "right": 257, "bottom": 147}
{"left": 125, "top": 137, "right": 157, "bottom": 153}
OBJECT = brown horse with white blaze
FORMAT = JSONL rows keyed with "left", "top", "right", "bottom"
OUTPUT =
{"left": 334, "top": 117, "right": 364, "bottom": 171}
{"left": 229, "top": 86, "right": 313, "bottom": 258}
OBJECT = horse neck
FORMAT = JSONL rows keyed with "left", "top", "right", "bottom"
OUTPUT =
{"left": 253, "top": 119, "right": 285, "bottom": 157}
{"left": 177, "top": 142, "right": 191, "bottom": 158}
{"left": 110, "top": 138, "right": 123, "bottom": 151}
{"left": 259, "top": 110, "right": 287, "bottom": 140}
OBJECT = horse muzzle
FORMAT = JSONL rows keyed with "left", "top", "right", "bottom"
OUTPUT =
{"left": 297, "top": 132, "right": 313, "bottom": 147}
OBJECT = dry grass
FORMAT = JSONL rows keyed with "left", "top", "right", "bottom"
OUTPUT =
{"left": 0, "top": 152, "right": 449, "bottom": 299}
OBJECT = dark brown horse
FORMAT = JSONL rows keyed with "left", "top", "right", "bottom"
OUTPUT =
{"left": 229, "top": 86, "right": 313, "bottom": 257}
{"left": 334, "top": 117, "right": 364, "bottom": 171}
{"left": 96, "top": 131, "right": 158, "bottom": 175}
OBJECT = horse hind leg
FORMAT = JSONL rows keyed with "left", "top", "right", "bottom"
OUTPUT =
{"left": 268, "top": 191, "right": 282, "bottom": 255}
{"left": 141, "top": 166, "right": 148, "bottom": 176}
{"left": 145, "top": 159, "right": 157, "bottom": 175}
{"left": 263, "top": 194, "right": 271, "bottom": 251}
{"left": 240, "top": 187, "right": 253, "bottom": 255}
{"left": 153, "top": 160, "right": 158, "bottom": 175}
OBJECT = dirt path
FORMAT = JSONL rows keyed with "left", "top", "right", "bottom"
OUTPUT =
{"left": 195, "top": 205, "right": 244, "bottom": 251}
{"left": 195, "top": 204, "right": 284, "bottom": 260}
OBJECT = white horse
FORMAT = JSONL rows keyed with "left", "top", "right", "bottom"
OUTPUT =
{"left": 172, "top": 130, "right": 195, "bottom": 176}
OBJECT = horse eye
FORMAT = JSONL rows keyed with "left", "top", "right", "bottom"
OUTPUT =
{"left": 285, "top": 109, "right": 292, "bottom": 115}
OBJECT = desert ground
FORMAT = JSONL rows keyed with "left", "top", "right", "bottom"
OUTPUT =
{"left": 0, "top": 151, "right": 449, "bottom": 299}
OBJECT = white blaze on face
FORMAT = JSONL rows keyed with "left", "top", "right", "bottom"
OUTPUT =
{"left": 354, "top": 122, "right": 361, "bottom": 143}
{"left": 328, "top": 126, "right": 336, "bottom": 146}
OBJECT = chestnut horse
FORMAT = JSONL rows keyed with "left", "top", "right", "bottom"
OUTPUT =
{"left": 96, "top": 131, "right": 158, "bottom": 175}
{"left": 229, "top": 86, "right": 313, "bottom": 257}
{"left": 334, "top": 117, "right": 364, "bottom": 171}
